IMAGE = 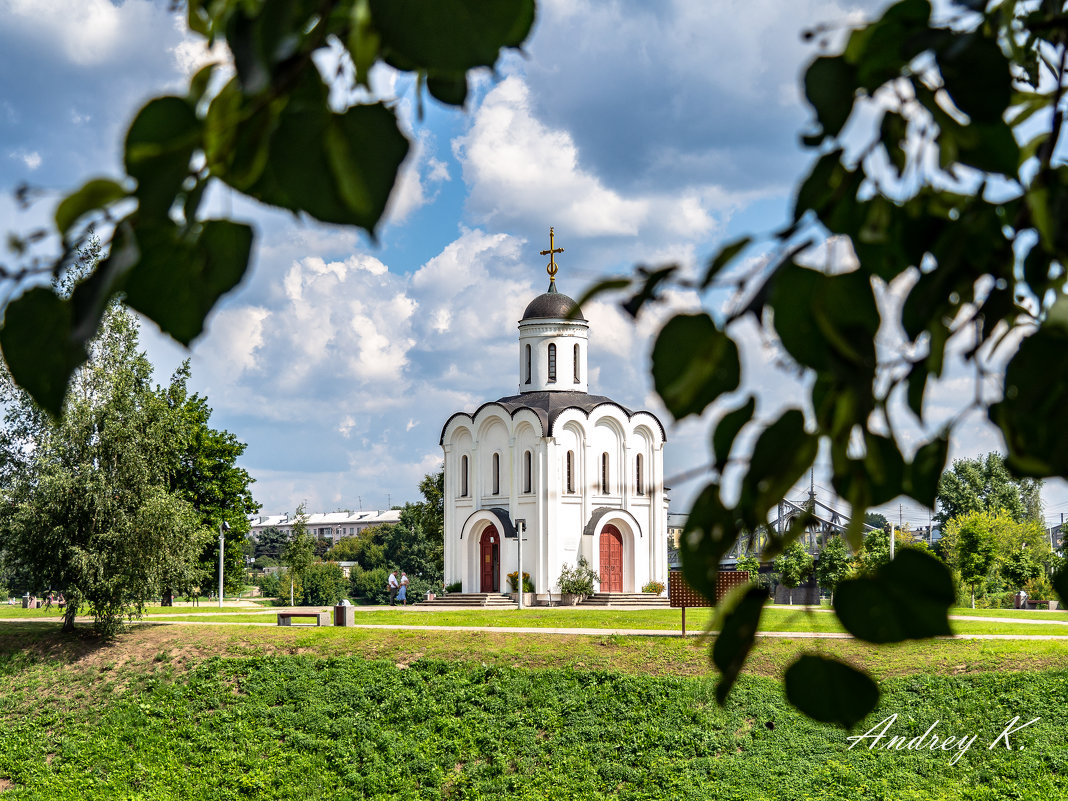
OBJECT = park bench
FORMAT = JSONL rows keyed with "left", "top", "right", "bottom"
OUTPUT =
{"left": 1024, "top": 599, "right": 1060, "bottom": 611}
{"left": 276, "top": 611, "right": 330, "bottom": 626}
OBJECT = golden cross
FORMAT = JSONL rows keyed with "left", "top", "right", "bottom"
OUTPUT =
{"left": 540, "top": 227, "right": 564, "bottom": 283}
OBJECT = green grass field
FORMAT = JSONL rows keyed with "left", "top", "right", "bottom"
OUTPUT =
{"left": 0, "top": 622, "right": 1064, "bottom": 800}
{"left": 49, "top": 605, "right": 1061, "bottom": 638}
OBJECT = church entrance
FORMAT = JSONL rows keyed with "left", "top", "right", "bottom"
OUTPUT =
{"left": 599, "top": 525, "right": 623, "bottom": 592}
{"left": 480, "top": 527, "right": 500, "bottom": 593}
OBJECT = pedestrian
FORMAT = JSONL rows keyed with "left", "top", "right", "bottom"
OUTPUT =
{"left": 387, "top": 570, "right": 399, "bottom": 605}
{"left": 398, "top": 572, "right": 409, "bottom": 606}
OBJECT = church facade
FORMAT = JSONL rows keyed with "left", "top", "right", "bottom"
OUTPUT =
{"left": 439, "top": 233, "right": 669, "bottom": 598}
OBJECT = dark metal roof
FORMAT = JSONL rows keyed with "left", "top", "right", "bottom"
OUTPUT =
{"left": 521, "top": 282, "right": 586, "bottom": 321}
{"left": 439, "top": 391, "right": 667, "bottom": 443}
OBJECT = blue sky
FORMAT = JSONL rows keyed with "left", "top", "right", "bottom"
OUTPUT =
{"left": 3, "top": 0, "right": 1065, "bottom": 530}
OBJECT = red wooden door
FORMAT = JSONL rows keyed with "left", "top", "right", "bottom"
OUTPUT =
{"left": 480, "top": 527, "right": 500, "bottom": 592}
{"left": 599, "top": 526, "right": 623, "bottom": 592}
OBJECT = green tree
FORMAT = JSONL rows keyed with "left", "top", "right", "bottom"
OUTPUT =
{"left": 773, "top": 542, "right": 814, "bottom": 606}
{"left": 935, "top": 453, "right": 1042, "bottom": 526}
{"left": 282, "top": 505, "right": 314, "bottom": 604}
{"left": 300, "top": 562, "right": 347, "bottom": 605}
{"left": 814, "top": 536, "right": 852, "bottom": 603}
{"left": 0, "top": 305, "right": 211, "bottom": 633}
{"left": 254, "top": 526, "right": 290, "bottom": 561}
{"left": 405, "top": 469, "right": 445, "bottom": 575}
{"left": 325, "top": 535, "right": 364, "bottom": 563}
{"left": 161, "top": 362, "right": 259, "bottom": 596}
{"left": 863, "top": 512, "right": 888, "bottom": 531}
{"left": 948, "top": 512, "right": 999, "bottom": 609}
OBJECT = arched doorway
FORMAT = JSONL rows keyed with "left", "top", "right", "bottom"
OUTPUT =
{"left": 480, "top": 526, "right": 501, "bottom": 592}
{"left": 599, "top": 525, "right": 623, "bottom": 592}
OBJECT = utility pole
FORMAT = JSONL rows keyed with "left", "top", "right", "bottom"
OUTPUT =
{"left": 218, "top": 520, "right": 230, "bottom": 609}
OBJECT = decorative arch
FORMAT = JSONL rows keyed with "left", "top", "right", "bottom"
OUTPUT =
{"left": 459, "top": 508, "right": 516, "bottom": 594}
{"left": 583, "top": 507, "right": 644, "bottom": 593}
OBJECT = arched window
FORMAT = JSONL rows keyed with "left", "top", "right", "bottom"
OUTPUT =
{"left": 547, "top": 343, "right": 556, "bottom": 383}
{"left": 636, "top": 453, "right": 644, "bottom": 495}
{"left": 574, "top": 343, "right": 580, "bottom": 383}
{"left": 523, "top": 450, "right": 532, "bottom": 493}
{"left": 566, "top": 450, "right": 575, "bottom": 494}
{"left": 601, "top": 452, "right": 610, "bottom": 494}
{"left": 461, "top": 455, "right": 469, "bottom": 497}
{"left": 525, "top": 344, "right": 531, "bottom": 384}
{"left": 492, "top": 452, "right": 500, "bottom": 495}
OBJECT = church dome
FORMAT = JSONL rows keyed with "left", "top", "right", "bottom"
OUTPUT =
{"left": 521, "top": 284, "right": 586, "bottom": 321}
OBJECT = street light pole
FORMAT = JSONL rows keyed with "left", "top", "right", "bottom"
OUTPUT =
{"left": 218, "top": 520, "right": 231, "bottom": 609}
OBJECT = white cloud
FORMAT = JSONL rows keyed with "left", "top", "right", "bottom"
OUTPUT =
{"left": 10, "top": 149, "right": 41, "bottom": 170}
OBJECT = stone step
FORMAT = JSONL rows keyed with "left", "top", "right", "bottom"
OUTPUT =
{"left": 579, "top": 593, "right": 669, "bottom": 607}
{"left": 421, "top": 593, "right": 517, "bottom": 608}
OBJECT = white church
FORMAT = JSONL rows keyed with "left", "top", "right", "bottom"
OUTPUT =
{"left": 439, "top": 231, "right": 670, "bottom": 599}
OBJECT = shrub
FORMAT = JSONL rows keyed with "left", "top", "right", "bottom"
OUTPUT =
{"left": 349, "top": 565, "right": 390, "bottom": 604}
{"left": 558, "top": 557, "right": 599, "bottom": 597}
{"left": 506, "top": 571, "right": 534, "bottom": 592}
{"left": 444, "top": 581, "right": 462, "bottom": 594}
{"left": 300, "top": 562, "right": 347, "bottom": 605}
{"left": 641, "top": 580, "right": 665, "bottom": 595}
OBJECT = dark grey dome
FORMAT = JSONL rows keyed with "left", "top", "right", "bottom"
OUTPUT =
{"left": 521, "top": 283, "right": 586, "bottom": 321}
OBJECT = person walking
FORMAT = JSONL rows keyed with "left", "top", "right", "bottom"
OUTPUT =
{"left": 398, "top": 572, "right": 410, "bottom": 606}
{"left": 387, "top": 570, "right": 399, "bottom": 605}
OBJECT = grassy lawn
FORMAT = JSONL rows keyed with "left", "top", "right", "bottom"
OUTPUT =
{"left": 0, "top": 624, "right": 1063, "bottom": 799}
{"left": 116, "top": 605, "right": 1068, "bottom": 637}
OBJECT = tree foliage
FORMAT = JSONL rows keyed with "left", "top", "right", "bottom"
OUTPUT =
{"left": 773, "top": 542, "right": 814, "bottom": 604}
{"left": 0, "top": 305, "right": 213, "bottom": 634}
{"left": 1, "top": 0, "right": 535, "bottom": 418}
{"left": 814, "top": 535, "right": 852, "bottom": 601}
{"left": 935, "top": 452, "right": 1042, "bottom": 525}
{"left": 582, "top": 0, "right": 1068, "bottom": 722}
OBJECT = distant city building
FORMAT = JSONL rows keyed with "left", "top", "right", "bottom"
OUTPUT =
{"left": 248, "top": 509, "right": 402, "bottom": 546}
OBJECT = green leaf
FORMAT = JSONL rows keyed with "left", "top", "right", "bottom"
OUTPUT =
{"left": 621, "top": 265, "right": 679, "bottom": 318}
{"left": 348, "top": 0, "right": 381, "bottom": 88}
{"left": 324, "top": 103, "right": 412, "bottom": 230}
{"left": 1054, "top": 565, "right": 1068, "bottom": 609}
{"left": 769, "top": 263, "right": 878, "bottom": 372}
{"left": 905, "top": 432, "right": 948, "bottom": 508}
{"left": 862, "top": 432, "right": 906, "bottom": 507}
{"left": 122, "top": 220, "right": 253, "bottom": 345}
{"left": 427, "top": 72, "right": 468, "bottom": 107}
{"left": 679, "top": 484, "right": 743, "bottom": 601}
{"left": 937, "top": 31, "right": 1012, "bottom": 124}
{"left": 833, "top": 549, "right": 954, "bottom": 643}
{"left": 739, "top": 410, "right": 818, "bottom": 530}
{"left": 712, "top": 396, "right": 755, "bottom": 472}
{"left": 0, "top": 288, "right": 86, "bottom": 418}
{"left": 712, "top": 586, "right": 769, "bottom": 705}
{"left": 701, "top": 236, "right": 752, "bottom": 289}
{"left": 990, "top": 309, "right": 1068, "bottom": 476}
{"left": 804, "top": 56, "right": 857, "bottom": 139}
{"left": 652, "top": 313, "right": 740, "bottom": 419}
{"left": 54, "top": 178, "right": 128, "bottom": 237}
{"left": 906, "top": 360, "right": 927, "bottom": 421}
{"left": 124, "top": 96, "right": 200, "bottom": 220}
{"left": 371, "top": 0, "right": 535, "bottom": 71}
{"left": 880, "top": 111, "right": 908, "bottom": 177}
{"left": 784, "top": 655, "right": 879, "bottom": 728}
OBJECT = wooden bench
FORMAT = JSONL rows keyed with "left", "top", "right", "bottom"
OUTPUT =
{"left": 276, "top": 611, "right": 330, "bottom": 626}
{"left": 1024, "top": 599, "right": 1060, "bottom": 611}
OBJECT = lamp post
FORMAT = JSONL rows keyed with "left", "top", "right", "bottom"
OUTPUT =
{"left": 218, "top": 520, "right": 231, "bottom": 609}
{"left": 516, "top": 519, "right": 526, "bottom": 610}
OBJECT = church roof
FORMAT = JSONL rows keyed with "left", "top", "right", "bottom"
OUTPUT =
{"left": 521, "top": 283, "right": 586, "bottom": 321}
{"left": 439, "top": 391, "right": 667, "bottom": 443}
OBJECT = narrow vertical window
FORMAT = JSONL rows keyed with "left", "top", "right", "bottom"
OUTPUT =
{"left": 574, "top": 343, "right": 580, "bottom": 383}
{"left": 492, "top": 452, "right": 500, "bottom": 495}
{"left": 525, "top": 344, "right": 531, "bottom": 384}
{"left": 636, "top": 454, "right": 644, "bottom": 495}
{"left": 524, "top": 450, "right": 532, "bottom": 493}
{"left": 548, "top": 343, "right": 556, "bottom": 382}
{"left": 601, "top": 452, "right": 609, "bottom": 494}
{"left": 461, "top": 455, "right": 469, "bottom": 497}
{"left": 566, "top": 450, "right": 575, "bottom": 493}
